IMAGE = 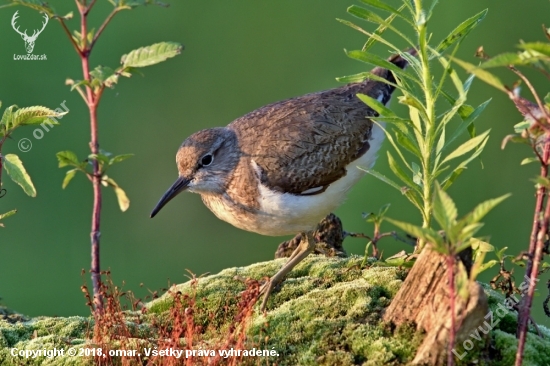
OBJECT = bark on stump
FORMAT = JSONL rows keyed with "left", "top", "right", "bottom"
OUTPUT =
{"left": 383, "top": 246, "right": 489, "bottom": 365}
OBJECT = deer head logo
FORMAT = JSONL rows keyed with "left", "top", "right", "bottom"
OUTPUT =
{"left": 11, "top": 11, "right": 48, "bottom": 54}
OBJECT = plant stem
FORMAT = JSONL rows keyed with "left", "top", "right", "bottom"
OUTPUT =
{"left": 78, "top": 1, "right": 103, "bottom": 313}
{"left": 515, "top": 141, "right": 550, "bottom": 366}
{"left": 447, "top": 254, "right": 456, "bottom": 366}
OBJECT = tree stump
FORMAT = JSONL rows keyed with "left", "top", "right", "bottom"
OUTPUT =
{"left": 383, "top": 246, "right": 489, "bottom": 365}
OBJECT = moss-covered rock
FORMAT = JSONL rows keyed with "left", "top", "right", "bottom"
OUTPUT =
{"left": 0, "top": 255, "right": 549, "bottom": 365}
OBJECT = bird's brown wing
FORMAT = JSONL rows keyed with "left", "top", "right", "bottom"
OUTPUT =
{"left": 228, "top": 83, "right": 379, "bottom": 195}
{"left": 228, "top": 51, "right": 410, "bottom": 195}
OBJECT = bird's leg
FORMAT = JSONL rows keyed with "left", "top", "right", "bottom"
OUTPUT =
{"left": 259, "top": 231, "right": 315, "bottom": 311}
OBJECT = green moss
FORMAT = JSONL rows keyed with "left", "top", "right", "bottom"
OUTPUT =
{"left": 1, "top": 255, "right": 549, "bottom": 365}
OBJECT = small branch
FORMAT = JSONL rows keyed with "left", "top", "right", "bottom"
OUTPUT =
{"left": 90, "top": 8, "right": 121, "bottom": 51}
{"left": 509, "top": 66, "right": 550, "bottom": 121}
{"left": 515, "top": 176, "right": 549, "bottom": 365}
{"left": 84, "top": 0, "right": 97, "bottom": 15}
{"left": 56, "top": 18, "right": 83, "bottom": 56}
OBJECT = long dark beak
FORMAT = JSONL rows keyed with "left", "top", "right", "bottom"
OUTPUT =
{"left": 150, "top": 176, "right": 191, "bottom": 218}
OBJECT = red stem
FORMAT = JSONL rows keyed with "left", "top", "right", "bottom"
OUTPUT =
{"left": 78, "top": 1, "right": 103, "bottom": 313}
{"left": 515, "top": 142, "right": 550, "bottom": 365}
{"left": 447, "top": 254, "right": 456, "bottom": 366}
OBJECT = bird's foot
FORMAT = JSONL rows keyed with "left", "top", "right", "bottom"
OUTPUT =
{"left": 258, "top": 231, "right": 316, "bottom": 312}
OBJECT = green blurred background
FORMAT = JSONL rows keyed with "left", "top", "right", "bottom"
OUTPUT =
{"left": 0, "top": 0, "right": 549, "bottom": 326}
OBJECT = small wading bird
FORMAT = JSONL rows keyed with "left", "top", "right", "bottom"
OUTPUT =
{"left": 151, "top": 51, "right": 412, "bottom": 311}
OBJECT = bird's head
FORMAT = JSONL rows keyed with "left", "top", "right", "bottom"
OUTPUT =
{"left": 150, "top": 127, "right": 239, "bottom": 218}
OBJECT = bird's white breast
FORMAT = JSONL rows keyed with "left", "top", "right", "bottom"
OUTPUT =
{"left": 247, "top": 123, "right": 386, "bottom": 236}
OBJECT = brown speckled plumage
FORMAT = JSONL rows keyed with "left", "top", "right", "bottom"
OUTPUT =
{"left": 152, "top": 52, "right": 410, "bottom": 235}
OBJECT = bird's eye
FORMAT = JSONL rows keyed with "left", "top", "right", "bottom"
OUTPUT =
{"left": 200, "top": 154, "right": 213, "bottom": 167}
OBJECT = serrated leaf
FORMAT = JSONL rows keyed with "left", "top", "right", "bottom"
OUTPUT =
{"left": 56, "top": 151, "right": 80, "bottom": 168}
{"left": 121, "top": 42, "right": 182, "bottom": 68}
{"left": 3, "top": 154, "right": 36, "bottom": 197}
{"left": 0, "top": 105, "right": 17, "bottom": 129}
{"left": 436, "top": 10, "right": 487, "bottom": 54}
{"left": 12, "top": 106, "right": 64, "bottom": 127}
{"left": 62, "top": 169, "right": 78, "bottom": 189}
{"left": 451, "top": 57, "right": 506, "bottom": 91}
{"left": 11, "top": 0, "right": 55, "bottom": 16}
{"left": 90, "top": 66, "right": 117, "bottom": 88}
{"left": 441, "top": 130, "right": 490, "bottom": 165}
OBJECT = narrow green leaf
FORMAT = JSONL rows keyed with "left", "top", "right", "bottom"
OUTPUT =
{"left": 346, "top": 50, "right": 414, "bottom": 83}
{"left": 518, "top": 42, "right": 550, "bottom": 58}
{"left": 358, "top": 167, "right": 402, "bottom": 191}
{"left": 451, "top": 57, "right": 506, "bottom": 91}
{"left": 441, "top": 130, "right": 490, "bottom": 165}
{"left": 56, "top": 151, "right": 80, "bottom": 168}
{"left": 521, "top": 157, "right": 539, "bottom": 165}
{"left": 121, "top": 42, "right": 183, "bottom": 68}
{"left": 479, "top": 53, "right": 525, "bottom": 68}
{"left": 395, "top": 129, "right": 422, "bottom": 157}
{"left": 347, "top": 5, "right": 414, "bottom": 46}
{"left": 356, "top": 93, "right": 396, "bottom": 117}
{"left": 109, "top": 154, "right": 134, "bottom": 165}
{"left": 387, "top": 151, "right": 418, "bottom": 190}
{"left": 0, "top": 209, "right": 17, "bottom": 220}
{"left": 3, "top": 154, "right": 36, "bottom": 197}
{"left": 359, "top": 0, "right": 401, "bottom": 14}
{"left": 432, "top": 184, "right": 458, "bottom": 232}
{"left": 360, "top": 4, "right": 407, "bottom": 51}
{"left": 464, "top": 194, "right": 511, "bottom": 225}
{"left": 62, "top": 169, "right": 78, "bottom": 189}
{"left": 387, "top": 218, "right": 444, "bottom": 246}
{"left": 436, "top": 10, "right": 488, "bottom": 54}
{"left": 443, "top": 99, "right": 491, "bottom": 150}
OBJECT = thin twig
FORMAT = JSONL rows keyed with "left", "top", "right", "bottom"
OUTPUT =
{"left": 515, "top": 164, "right": 549, "bottom": 365}
{"left": 56, "top": 18, "right": 82, "bottom": 56}
{"left": 90, "top": 8, "right": 121, "bottom": 51}
{"left": 509, "top": 66, "right": 550, "bottom": 121}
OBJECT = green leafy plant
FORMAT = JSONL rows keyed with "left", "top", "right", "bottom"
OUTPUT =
{"left": 4, "top": 0, "right": 182, "bottom": 312}
{"left": 0, "top": 103, "right": 66, "bottom": 226}
{"left": 338, "top": 1, "right": 510, "bottom": 364}
{"left": 339, "top": 1, "right": 490, "bottom": 233}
